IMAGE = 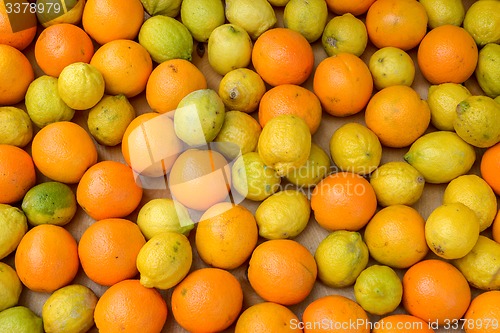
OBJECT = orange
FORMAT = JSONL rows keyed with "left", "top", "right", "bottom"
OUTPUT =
{"left": 464, "top": 291, "right": 500, "bottom": 333}
{"left": 252, "top": 27, "right": 314, "bottom": 86}
{"left": 76, "top": 161, "right": 143, "bottom": 220}
{"left": 196, "top": 202, "right": 258, "bottom": 270}
{"left": 31, "top": 121, "right": 97, "bottom": 184}
{"left": 493, "top": 210, "right": 500, "bottom": 243}
{"left": 171, "top": 268, "right": 243, "bottom": 333}
{"left": 258, "top": 84, "right": 322, "bottom": 134}
{"left": 310, "top": 172, "right": 377, "bottom": 231}
{"left": 14, "top": 224, "right": 79, "bottom": 293}
{"left": 235, "top": 302, "right": 302, "bottom": 333}
{"left": 94, "top": 279, "right": 168, "bottom": 333}
{"left": 82, "top": 0, "right": 144, "bottom": 45}
{"left": 313, "top": 53, "right": 373, "bottom": 117}
{"left": 417, "top": 25, "right": 478, "bottom": 85}
{"left": 0, "top": 0, "right": 37, "bottom": 50}
{"left": 0, "top": 44, "right": 34, "bottom": 105}
{"left": 0, "top": 144, "right": 36, "bottom": 204}
{"left": 247, "top": 239, "right": 317, "bottom": 306}
{"left": 146, "top": 58, "right": 207, "bottom": 114}
{"left": 364, "top": 85, "right": 431, "bottom": 148}
{"left": 372, "top": 314, "right": 435, "bottom": 333}
{"left": 168, "top": 148, "right": 232, "bottom": 211}
{"left": 364, "top": 205, "right": 428, "bottom": 269}
{"left": 402, "top": 259, "right": 471, "bottom": 325}
{"left": 122, "top": 112, "right": 183, "bottom": 178}
{"left": 34, "top": 23, "right": 94, "bottom": 77}
{"left": 366, "top": 0, "right": 428, "bottom": 51}
{"left": 301, "top": 295, "right": 370, "bottom": 333}
{"left": 480, "top": 142, "right": 500, "bottom": 195}
{"left": 78, "top": 218, "right": 146, "bottom": 286}
{"left": 90, "top": 39, "right": 152, "bottom": 98}
{"left": 325, "top": 0, "right": 376, "bottom": 16}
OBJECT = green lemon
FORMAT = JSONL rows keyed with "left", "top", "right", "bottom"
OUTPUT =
{"left": 403, "top": 131, "right": 476, "bottom": 184}
{"left": 368, "top": 47, "right": 415, "bottom": 90}
{"left": 58, "top": 62, "right": 105, "bottom": 110}
{"left": 140, "top": 0, "right": 182, "bottom": 17}
{"left": 255, "top": 189, "right": 310, "bottom": 240}
{"left": 36, "top": 0, "right": 85, "bottom": 28}
{"left": 283, "top": 0, "right": 328, "bottom": 43}
{"left": 354, "top": 265, "right": 403, "bottom": 316}
{"left": 87, "top": 94, "right": 136, "bottom": 146}
{"left": 136, "top": 231, "right": 193, "bottom": 289}
{"left": 138, "top": 15, "right": 193, "bottom": 63}
{"left": 321, "top": 13, "right": 368, "bottom": 57}
{"left": 418, "top": 0, "right": 465, "bottom": 28}
{"left": 476, "top": 43, "right": 500, "bottom": 98}
{"left": 42, "top": 284, "right": 98, "bottom": 333}
{"left": 0, "top": 204, "right": 28, "bottom": 260}
{"left": 225, "top": 0, "right": 277, "bottom": 40}
{"left": 0, "top": 306, "right": 43, "bottom": 333}
{"left": 463, "top": 0, "right": 500, "bottom": 46}
{"left": 0, "top": 263, "right": 22, "bottom": 312}
{"left": 314, "top": 230, "right": 369, "bottom": 288}
{"left": 136, "top": 198, "right": 195, "bottom": 240}
{"left": 0, "top": 106, "right": 32, "bottom": 147}
{"left": 285, "top": 143, "right": 331, "bottom": 187}
{"left": 180, "top": 0, "right": 225, "bottom": 42}
{"left": 427, "top": 82, "right": 472, "bottom": 131}
{"left": 21, "top": 182, "right": 77, "bottom": 227}
{"left": 218, "top": 68, "right": 266, "bottom": 114}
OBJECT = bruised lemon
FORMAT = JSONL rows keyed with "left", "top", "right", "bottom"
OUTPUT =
{"left": 321, "top": 13, "right": 368, "bottom": 57}
{"left": 218, "top": 68, "right": 266, "bottom": 114}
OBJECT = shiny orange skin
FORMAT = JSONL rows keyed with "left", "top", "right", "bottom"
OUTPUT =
{"left": 0, "top": 44, "right": 34, "bottom": 105}
{"left": 0, "top": 144, "right": 36, "bottom": 204}
{"left": 480, "top": 142, "right": 500, "bottom": 195}
{"left": 372, "top": 314, "right": 435, "bottom": 333}
{"left": 464, "top": 291, "right": 500, "bottom": 333}
{"left": 325, "top": 0, "right": 376, "bottom": 16}
{"left": 235, "top": 302, "right": 303, "bottom": 333}
{"left": 0, "top": 0, "right": 37, "bottom": 50}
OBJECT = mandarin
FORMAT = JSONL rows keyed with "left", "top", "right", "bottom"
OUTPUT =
{"left": 0, "top": 0, "right": 37, "bottom": 50}
{"left": 464, "top": 291, "right": 500, "bottom": 333}
{"left": 235, "top": 302, "right": 302, "bottom": 333}
{"left": 372, "top": 314, "right": 435, "bottom": 333}
{"left": 325, "top": 0, "right": 376, "bottom": 16}
{"left": 0, "top": 44, "right": 34, "bottom": 105}
{"left": 480, "top": 142, "right": 500, "bottom": 195}
{"left": 0, "top": 144, "right": 36, "bottom": 204}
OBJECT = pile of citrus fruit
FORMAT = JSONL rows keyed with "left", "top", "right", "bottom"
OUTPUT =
{"left": 0, "top": 0, "right": 499, "bottom": 332}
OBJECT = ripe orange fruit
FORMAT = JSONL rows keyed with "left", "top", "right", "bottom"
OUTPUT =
{"left": 480, "top": 142, "right": 500, "bottom": 195}
{"left": 252, "top": 27, "right": 314, "bottom": 86}
{"left": 366, "top": 0, "right": 428, "bottom": 51}
{"left": 78, "top": 218, "right": 146, "bottom": 286}
{"left": 14, "top": 224, "right": 79, "bottom": 293}
{"left": 311, "top": 172, "right": 377, "bottom": 231}
{"left": 493, "top": 210, "right": 500, "bottom": 243}
{"left": 94, "top": 279, "right": 168, "bottom": 333}
{"left": 417, "top": 25, "right": 478, "bottom": 85}
{"left": 258, "top": 84, "right": 322, "bottom": 134}
{"left": 402, "top": 259, "right": 471, "bottom": 325}
{"left": 171, "top": 268, "right": 243, "bottom": 333}
{"left": 0, "top": 44, "right": 34, "bottom": 105}
{"left": 34, "top": 23, "right": 94, "bottom": 77}
{"left": 31, "top": 121, "right": 97, "bottom": 184}
{"left": 0, "top": 0, "right": 37, "bottom": 50}
{"left": 325, "top": 0, "right": 376, "bottom": 16}
{"left": 90, "top": 39, "right": 152, "bottom": 98}
{"left": 235, "top": 302, "right": 302, "bottom": 333}
{"left": 82, "top": 0, "right": 144, "bottom": 45}
{"left": 247, "top": 239, "right": 317, "bottom": 306}
{"left": 0, "top": 144, "right": 36, "bottom": 204}
{"left": 372, "top": 314, "right": 435, "bottom": 333}
{"left": 302, "top": 295, "right": 370, "bottom": 333}
{"left": 464, "top": 291, "right": 500, "bottom": 333}
{"left": 146, "top": 58, "right": 207, "bottom": 114}
{"left": 365, "top": 85, "right": 431, "bottom": 148}
{"left": 313, "top": 52, "right": 373, "bottom": 117}
{"left": 76, "top": 161, "right": 143, "bottom": 220}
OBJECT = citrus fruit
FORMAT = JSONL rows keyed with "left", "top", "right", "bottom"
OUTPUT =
{"left": 427, "top": 82, "right": 472, "bottom": 131}
{"left": 464, "top": 291, "right": 500, "bottom": 333}
{"left": 463, "top": 0, "right": 500, "bottom": 46}
{"left": 235, "top": 302, "right": 302, "bottom": 333}
{"left": 476, "top": 43, "right": 500, "bottom": 98}
{"left": 141, "top": 0, "right": 181, "bottom": 16}
{"left": 268, "top": 0, "right": 290, "bottom": 5}
{"left": 368, "top": 47, "right": 415, "bottom": 90}
{"left": 0, "top": 44, "right": 34, "bottom": 105}
{"left": 225, "top": 0, "right": 277, "bottom": 40}
{"left": 283, "top": 0, "right": 329, "bottom": 43}
{"left": 481, "top": 142, "right": 500, "bottom": 195}
{"left": 321, "top": 13, "right": 368, "bottom": 57}
{"left": 217, "top": 68, "right": 266, "bottom": 114}
{"left": 493, "top": 210, "right": 500, "bottom": 243}
{"left": 0, "top": 262, "right": 22, "bottom": 312}
{"left": 325, "top": 0, "right": 376, "bottom": 15}
{"left": 0, "top": 0, "right": 37, "bottom": 50}
{"left": 36, "top": 0, "right": 86, "bottom": 28}
{"left": 0, "top": 204, "right": 27, "bottom": 260}
{"left": 372, "top": 314, "right": 435, "bottom": 333}
{"left": 0, "top": 106, "right": 32, "bottom": 147}
{"left": 0, "top": 144, "right": 36, "bottom": 204}
{"left": 418, "top": 0, "right": 465, "bottom": 28}
{"left": 180, "top": 0, "right": 225, "bottom": 42}
{"left": 285, "top": 143, "right": 330, "bottom": 187}
{"left": 0, "top": 306, "right": 43, "bottom": 333}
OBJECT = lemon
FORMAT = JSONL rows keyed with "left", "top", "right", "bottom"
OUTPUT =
{"left": 58, "top": 62, "right": 105, "bottom": 110}
{"left": 180, "top": 0, "right": 225, "bottom": 42}
{"left": 283, "top": 0, "right": 328, "bottom": 43}
{"left": 138, "top": 15, "right": 193, "bottom": 63}
{"left": 87, "top": 94, "right": 136, "bottom": 146}
{"left": 0, "top": 263, "right": 22, "bottom": 312}
{"left": 207, "top": 23, "right": 253, "bottom": 76}
{"left": 321, "top": 13, "right": 368, "bottom": 57}
{"left": 368, "top": 47, "right": 415, "bottom": 90}
{"left": 453, "top": 235, "right": 500, "bottom": 290}
{"left": 136, "top": 231, "right": 193, "bottom": 289}
{"left": 354, "top": 265, "right": 403, "bottom": 316}
{"left": 258, "top": 114, "right": 311, "bottom": 177}
{"left": 214, "top": 111, "right": 262, "bottom": 160}
{"left": 285, "top": 143, "right": 331, "bottom": 187}
{"left": 0, "top": 306, "right": 43, "bottom": 333}
{"left": 443, "top": 175, "right": 497, "bottom": 232}
{"left": 140, "top": 0, "right": 182, "bottom": 17}
{"left": 463, "top": 0, "right": 500, "bottom": 46}
{"left": 418, "top": 0, "right": 465, "bottom": 28}
{"left": 218, "top": 68, "right": 266, "bottom": 114}
{"left": 454, "top": 95, "right": 500, "bottom": 148}
{"left": 369, "top": 161, "right": 425, "bottom": 207}
{"left": 255, "top": 189, "right": 310, "bottom": 239}
{"left": 36, "top": 0, "right": 85, "bottom": 28}
{"left": 42, "top": 284, "right": 98, "bottom": 333}
{"left": 268, "top": 0, "right": 290, "bottom": 5}
{"left": 425, "top": 203, "right": 480, "bottom": 260}
{"left": 21, "top": 181, "right": 77, "bottom": 227}
{"left": 136, "top": 198, "right": 195, "bottom": 240}
{"left": 404, "top": 131, "right": 476, "bottom": 184}
{"left": 427, "top": 82, "right": 472, "bottom": 131}
{"left": 314, "top": 230, "right": 369, "bottom": 288}
{"left": 0, "top": 106, "right": 32, "bottom": 147}
{"left": 225, "top": 0, "right": 277, "bottom": 40}
{"left": 0, "top": 204, "right": 28, "bottom": 260}
{"left": 329, "top": 122, "right": 382, "bottom": 176}
{"left": 476, "top": 43, "right": 500, "bottom": 99}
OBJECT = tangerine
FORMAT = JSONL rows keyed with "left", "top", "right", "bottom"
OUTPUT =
{"left": 0, "top": 44, "right": 34, "bottom": 105}
{"left": 0, "top": 0, "right": 37, "bottom": 50}
{"left": 0, "top": 144, "right": 36, "bottom": 204}
{"left": 480, "top": 142, "right": 500, "bottom": 195}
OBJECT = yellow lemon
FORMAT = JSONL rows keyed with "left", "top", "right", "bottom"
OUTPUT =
{"left": 140, "top": 0, "right": 182, "bottom": 17}
{"left": 180, "top": 0, "right": 225, "bottom": 42}
{"left": 0, "top": 262, "right": 22, "bottom": 312}
{"left": 475, "top": 43, "right": 500, "bottom": 98}
{"left": 283, "top": 0, "right": 328, "bottom": 43}
{"left": 268, "top": 0, "right": 290, "bottom": 5}
{"left": 225, "top": 0, "right": 277, "bottom": 40}
{"left": 285, "top": 143, "right": 331, "bottom": 187}
{"left": 0, "top": 306, "right": 43, "bottom": 332}
{"left": 427, "top": 82, "right": 472, "bottom": 131}
{"left": 36, "top": 0, "right": 86, "bottom": 28}
{"left": 368, "top": 47, "right": 415, "bottom": 90}
{"left": 463, "top": 0, "right": 500, "bottom": 46}
{"left": 218, "top": 68, "right": 266, "bottom": 114}
{"left": 321, "top": 13, "right": 368, "bottom": 57}
{"left": 58, "top": 62, "right": 105, "bottom": 110}
{"left": 0, "top": 107, "right": 32, "bottom": 148}
{"left": 418, "top": 0, "right": 465, "bottom": 28}
{"left": 0, "top": 204, "right": 28, "bottom": 260}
